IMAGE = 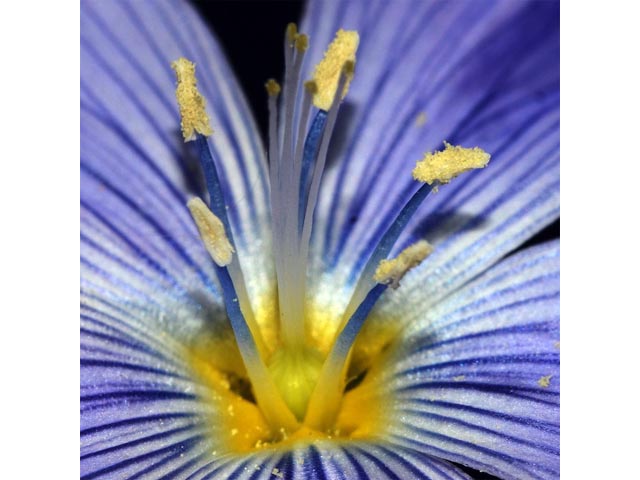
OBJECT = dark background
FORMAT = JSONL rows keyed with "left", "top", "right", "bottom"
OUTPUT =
{"left": 192, "top": 3, "right": 558, "bottom": 476}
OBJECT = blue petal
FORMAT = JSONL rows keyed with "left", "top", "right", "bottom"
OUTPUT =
{"left": 81, "top": 0, "right": 275, "bottom": 306}
{"left": 353, "top": 241, "right": 560, "bottom": 479}
{"left": 81, "top": 2, "right": 560, "bottom": 478}
{"left": 174, "top": 441, "right": 474, "bottom": 480}
{"left": 298, "top": 0, "right": 559, "bottom": 304}
{"left": 274, "top": 442, "right": 474, "bottom": 479}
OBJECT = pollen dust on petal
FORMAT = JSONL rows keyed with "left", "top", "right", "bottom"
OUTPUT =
{"left": 538, "top": 375, "right": 553, "bottom": 388}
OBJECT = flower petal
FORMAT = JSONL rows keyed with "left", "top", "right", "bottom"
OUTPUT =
{"left": 351, "top": 241, "right": 560, "bottom": 479}
{"left": 273, "top": 442, "right": 474, "bottom": 480}
{"left": 81, "top": 302, "right": 213, "bottom": 478}
{"left": 81, "top": 0, "right": 274, "bottom": 305}
{"left": 299, "top": 0, "right": 559, "bottom": 308}
{"left": 179, "top": 442, "right": 474, "bottom": 480}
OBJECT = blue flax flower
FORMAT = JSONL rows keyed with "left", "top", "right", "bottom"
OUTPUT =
{"left": 80, "top": 1, "right": 559, "bottom": 478}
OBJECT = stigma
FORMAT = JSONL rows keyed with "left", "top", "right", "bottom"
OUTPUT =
{"left": 171, "top": 24, "right": 490, "bottom": 445}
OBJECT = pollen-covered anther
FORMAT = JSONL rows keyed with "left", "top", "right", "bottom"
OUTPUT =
{"left": 413, "top": 142, "right": 491, "bottom": 185}
{"left": 187, "top": 197, "right": 234, "bottom": 266}
{"left": 373, "top": 240, "right": 434, "bottom": 289}
{"left": 304, "top": 80, "right": 318, "bottom": 95}
{"left": 265, "top": 79, "right": 281, "bottom": 97}
{"left": 311, "top": 29, "right": 359, "bottom": 110}
{"left": 171, "top": 57, "right": 213, "bottom": 142}
{"left": 286, "top": 22, "right": 298, "bottom": 44}
{"left": 295, "top": 33, "right": 309, "bottom": 52}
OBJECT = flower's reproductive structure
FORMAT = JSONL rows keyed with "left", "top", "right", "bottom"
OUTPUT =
{"left": 172, "top": 25, "right": 489, "bottom": 451}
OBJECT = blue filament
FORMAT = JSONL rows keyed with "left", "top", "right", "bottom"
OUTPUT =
{"left": 298, "top": 110, "right": 328, "bottom": 233}
{"left": 332, "top": 283, "right": 387, "bottom": 359}
{"left": 348, "top": 182, "right": 435, "bottom": 285}
{"left": 194, "top": 135, "right": 234, "bottom": 237}
{"left": 214, "top": 265, "right": 258, "bottom": 353}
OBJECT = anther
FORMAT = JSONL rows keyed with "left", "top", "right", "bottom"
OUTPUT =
{"left": 286, "top": 22, "right": 298, "bottom": 44}
{"left": 295, "top": 33, "right": 309, "bottom": 52}
{"left": 187, "top": 197, "right": 234, "bottom": 266}
{"left": 265, "top": 79, "right": 281, "bottom": 97}
{"left": 373, "top": 240, "right": 434, "bottom": 289}
{"left": 311, "top": 29, "right": 359, "bottom": 110}
{"left": 171, "top": 57, "right": 213, "bottom": 141}
{"left": 413, "top": 142, "right": 491, "bottom": 185}
{"left": 304, "top": 80, "right": 318, "bottom": 95}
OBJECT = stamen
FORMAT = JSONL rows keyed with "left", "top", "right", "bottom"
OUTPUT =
{"left": 171, "top": 58, "right": 213, "bottom": 141}
{"left": 305, "top": 241, "right": 430, "bottom": 430}
{"left": 311, "top": 30, "right": 359, "bottom": 110}
{"left": 172, "top": 63, "right": 257, "bottom": 329}
{"left": 340, "top": 143, "right": 489, "bottom": 330}
{"left": 187, "top": 197, "right": 235, "bottom": 266}
{"left": 413, "top": 142, "right": 491, "bottom": 185}
{"left": 373, "top": 240, "right": 434, "bottom": 289}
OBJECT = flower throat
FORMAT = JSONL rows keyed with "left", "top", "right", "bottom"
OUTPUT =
{"left": 173, "top": 23, "right": 490, "bottom": 444}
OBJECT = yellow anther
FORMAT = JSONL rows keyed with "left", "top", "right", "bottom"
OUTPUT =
{"left": 265, "top": 79, "right": 281, "bottom": 97}
{"left": 413, "top": 142, "right": 491, "bottom": 185}
{"left": 187, "top": 197, "right": 234, "bottom": 266}
{"left": 304, "top": 80, "right": 318, "bottom": 95}
{"left": 311, "top": 29, "right": 359, "bottom": 110}
{"left": 171, "top": 58, "right": 213, "bottom": 142}
{"left": 373, "top": 240, "right": 434, "bottom": 289}
{"left": 295, "top": 33, "right": 309, "bottom": 52}
{"left": 286, "top": 23, "right": 298, "bottom": 44}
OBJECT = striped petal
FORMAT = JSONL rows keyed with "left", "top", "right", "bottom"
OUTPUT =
{"left": 267, "top": 442, "right": 474, "bottom": 480}
{"left": 80, "top": 2, "right": 269, "bottom": 475}
{"left": 81, "top": 0, "right": 274, "bottom": 311}
{"left": 351, "top": 241, "right": 560, "bottom": 479}
{"left": 299, "top": 0, "right": 559, "bottom": 313}
{"left": 81, "top": 1, "right": 559, "bottom": 478}
{"left": 82, "top": 286, "right": 480, "bottom": 479}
